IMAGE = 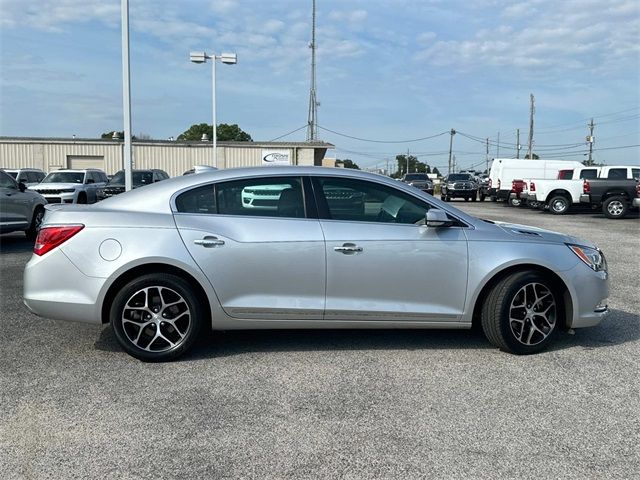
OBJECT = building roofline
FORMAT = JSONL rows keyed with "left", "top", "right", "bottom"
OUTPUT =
{"left": 0, "top": 136, "right": 334, "bottom": 148}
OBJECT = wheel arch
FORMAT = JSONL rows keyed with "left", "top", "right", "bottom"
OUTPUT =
{"left": 100, "top": 262, "right": 212, "bottom": 326}
{"left": 602, "top": 191, "right": 629, "bottom": 201}
{"left": 545, "top": 189, "right": 571, "bottom": 203}
{"left": 471, "top": 263, "right": 573, "bottom": 331}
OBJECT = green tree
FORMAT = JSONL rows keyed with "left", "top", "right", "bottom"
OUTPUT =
{"left": 337, "top": 159, "right": 360, "bottom": 169}
{"left": 432, "top": 167, "right": 441, "bottom": 177}
{"left": 524, "top": 153, "right": 539, "bottom": 159}
{"left": 394, "top": 154, "right": 430, "bottom": 177}
{"left": 177, "top": 123, "right": 252, "bottom": 141}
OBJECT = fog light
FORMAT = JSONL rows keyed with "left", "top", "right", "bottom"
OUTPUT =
{"left": 594, "top": 303, "right": 608, "bottom": 313}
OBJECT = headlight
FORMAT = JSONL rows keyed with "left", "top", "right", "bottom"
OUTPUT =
{"left": 568, "top": 244, "right": 607, "bottom": 272}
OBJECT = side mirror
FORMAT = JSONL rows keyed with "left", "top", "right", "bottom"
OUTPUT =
{"left": 18, "top": 181, "right": 27, "bottom": 192}
{"left": 426, "top": 209, "right": 453, "bottom": 228}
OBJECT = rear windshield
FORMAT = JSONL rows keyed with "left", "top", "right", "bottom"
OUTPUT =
{"left": 404, "top": 174, "right": 428, "bottom": 181}
{"left": 108, "top": 170, "right": 154, "bottom": 187}
{"left": 42, "top": 172, "right": 84, "bottom": 183}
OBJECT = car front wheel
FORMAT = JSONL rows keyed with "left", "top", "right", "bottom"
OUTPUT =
{"left": 481, "top": 271, "right": 559, "bottom": 354}
{"left": 549, "top": 195, "right": 570, "bottom": 215}
{"left": 111, "top": 273, "right": 204, "bottom": 361}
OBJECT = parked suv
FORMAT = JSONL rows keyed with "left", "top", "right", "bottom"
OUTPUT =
{"left": 0, "top": 169, "right": 47, "bottom": 239}
{"left": 30, "top": 169, "right": 108, "bottom": 204}
{"left": 3, "top": 168, "right": 46, "bottom": 186}
{"left": 401, "top": 173, "right": 434, "bottom": 195}
{"left": 440, "top": 173, "right": 478, "bottom": 201}
{"left": 96, "top": 169, "right": 169, "bottom": 201}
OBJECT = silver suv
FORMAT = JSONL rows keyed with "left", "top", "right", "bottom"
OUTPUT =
{"left": 3, "top": 168, "right": 46, "bottom": 186}
{"left": 30, "top": 169, "right": 108, "bottom": 204}
{"left": 0, "top": 169, "right": 47, "bottom": 239}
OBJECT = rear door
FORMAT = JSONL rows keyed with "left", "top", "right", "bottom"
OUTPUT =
{"left": 173, "top": 176, "right": 326, "bottom": 321}
{"left": 0, "top": 170, "right": 29, "bottom": 230}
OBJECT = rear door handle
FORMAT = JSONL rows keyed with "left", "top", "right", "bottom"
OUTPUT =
{"left": 194, "top": 236, "right": 225, "bottom": 248}
{"left": 334, "top": 243, "right": 363, "bottom": 254}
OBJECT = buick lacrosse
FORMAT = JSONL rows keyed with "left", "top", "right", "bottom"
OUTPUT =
{"left": 24, "top": 167, "right": 608, "bottom": 361}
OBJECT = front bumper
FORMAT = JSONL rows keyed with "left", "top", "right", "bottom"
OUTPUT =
{"left": 36, "top": 191, "right": 77, "bottom": 204}
{"left": 444, "top": 189, "right": 478, "bottom": 198}
{"left": 564, "top": 261, "right": 609, "bottom": 329}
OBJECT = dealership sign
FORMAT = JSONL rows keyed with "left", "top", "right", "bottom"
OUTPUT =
{"left": 262, "top": 149, "right": 291, "bottom": 166}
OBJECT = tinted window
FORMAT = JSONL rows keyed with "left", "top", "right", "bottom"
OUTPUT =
{"left": 404, "top": 174, "right": 427, "bottom": 181}
{"left": 16, "top": 172, "right": 28, "bottom": 182}
{"left": 316, "top": 177, "right": 430, "bottom": 224}
{"left": 175, "top": 177, "right": 306, "bottom": 219}
{"left": 5, "top": 171, "right": 18, "bottom": 179}
{"left": 0, "top": 170, "right": 17, "bottom": 188}
{"left": 446, "top": 174, "right": 473, "bottom": 181}
{"left": 557, "top": 170, "right": 573, "bottom": 179}
{"left": 580, "top": 169, "right": 598, "bottom": 179}
{"left": 27, "top": 172, "right": 41, "bottom": 183}
{"left": 607, "top": 168, "right": 626, "bottom": 179}
{"left": 632, "top": 169, "right": 640, "bottom": 179}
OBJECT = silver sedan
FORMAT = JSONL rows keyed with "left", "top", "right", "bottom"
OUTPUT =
{"left": 23, "top": 167, "right": 609, "bottom": 361}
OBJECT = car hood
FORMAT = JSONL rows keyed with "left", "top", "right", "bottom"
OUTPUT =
{"left": 31, "top": 183, "right": 81, "bottom": 190}
{"left": 493, "top": 221, "right": 597, "bottom": 249}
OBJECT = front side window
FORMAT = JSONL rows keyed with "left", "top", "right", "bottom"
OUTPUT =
{"left": 175, "top": 176, "right": 305, "bottom": 219}
{"left": 607, "top": 168, "right": 626, "bottom": 179}
{"left": 632, "top": 169, "right": 640, "bottom": 179}
{"left": 580, "top": 169, "right": 598, "bottom": 179}
{"left": 0, "top": 170, "right": 17, "bottom": 189}
{"left": 315, "top": 177, "right": 430, "bottom": 224}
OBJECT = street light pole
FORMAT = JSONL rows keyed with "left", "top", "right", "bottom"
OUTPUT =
{"left": 447, "top": 129, "right": 456, "bottom": 175}
{"left": 121, "top": 0, "right": 133, "bottom": 191}
{"left": 190, "top": 51, "right": 237, "bottom": 168}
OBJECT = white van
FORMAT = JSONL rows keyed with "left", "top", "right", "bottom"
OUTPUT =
{"left": 487, "top": 158, "right": 583, "bottom": 201}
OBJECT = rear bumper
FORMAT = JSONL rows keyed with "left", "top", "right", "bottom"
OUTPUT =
{"left": 580, "top": 194, "right": 591, "bottom": 204}
{"left": 23, "top": 249, "right": 103, "bottom": 324}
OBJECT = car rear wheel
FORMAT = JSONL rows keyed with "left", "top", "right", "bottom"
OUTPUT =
{"left": 549, "top": 195, "right": 570, "bottom": 215}
{"left": 77, "top": 192, "right": 87, "bottom": 204}
{"left": 481, "top": 271, "right": 559, "bottom": 354}
{"left": 111, "top": 273, "right": 204, "bottom": 361}
{"left": 25, "top": 206, "right": 44, "bottom": 240}
{"left": 479, "top": 194, "right": 486, "bottom": 201}
{"left": 508, "top": 197, "right": 521, "bottom": 207}
{"left": 602, "top": 196, "right": 628, "bottom": 219}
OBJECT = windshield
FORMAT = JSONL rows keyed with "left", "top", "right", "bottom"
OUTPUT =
{"left": 42, "top": 172, "right": 84, "bottom": 183}
{"left": 108, "top": 170, "right": 154, "bottom": 187}
{"left": 5, "top": 171, "right": 17, "bottom": 179}
{"left": 404, "top": 174, "right": 428, "bottom": 181}
{"left": 447, "top": 174, "right": 473, "bottom": 181}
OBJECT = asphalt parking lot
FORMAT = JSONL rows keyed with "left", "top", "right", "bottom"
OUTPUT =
{"left": 1, "top": 201, "right": 638, "bottom": 479}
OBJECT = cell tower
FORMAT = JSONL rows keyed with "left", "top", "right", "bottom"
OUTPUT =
{"left": 306, "top": 0, "right": 318, "bottom": 141}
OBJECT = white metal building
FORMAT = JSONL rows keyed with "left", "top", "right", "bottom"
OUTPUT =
{"left": 0, "top": 137, "right": 334, "bottom": 177}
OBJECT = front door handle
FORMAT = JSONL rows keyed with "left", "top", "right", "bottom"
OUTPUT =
{"left": 194, "top": 236, "right": 225, "bottom": 248}
{"left": 334, "top": 243, "right": 363, "bottom": 254}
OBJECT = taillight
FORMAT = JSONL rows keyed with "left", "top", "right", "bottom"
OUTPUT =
{"left": 34, "top": 225, "right": 84, "bottom": 256}
{"left": 511, "top": 180, "right": 516, "bottom": 190}
{"left": 583, "top": 179, "right": 590, "bottom": 194}
{"left": 530, "top": 182, "right": 536, "bottom": 192}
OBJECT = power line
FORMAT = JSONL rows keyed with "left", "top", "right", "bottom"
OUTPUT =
{"left": 318, "top": 125, "right": 449, "bottom": 143}
{"left": 269, "top": 125, "right": 307, "bottom": 141}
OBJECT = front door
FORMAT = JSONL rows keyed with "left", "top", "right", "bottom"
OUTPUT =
{"left": 312, "top": 176, "right": 468, "bottom": 323}
{"left": 174, "top": 176, "right": 326, "bottom": 321}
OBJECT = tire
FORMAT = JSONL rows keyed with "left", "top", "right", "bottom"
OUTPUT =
{"left": 508, "top": 197, "right": 521, "bottom": 207}
{"left": 471, "top": 194, "right": 477, "bottom": 202}
{"left": 445, "top": 195, "right": 451, "bottom": 202}
{"left": 481, "top": 271, "right": 560, "bottom": 354}
{"left": 440, "top": 195, "right": 445, "bottom": 201}
{"left": 480, "top": 194, "right": 486, "bottom": 201}
{"left": 110, "top": 273, "right": 204, "bottom": 361}
{"left": 25, "top": 206, "right": 44, "bottom": 240}
{"left": 490, "top": 196, "right": 497, "bottom": 202}
{"left": 464, "top": 197, "right": 469, "bottom": 202}
{"left": 602, "top": 196, "right": 628, "bottom": 219}
{"left": 77, "top": 192, "right": 87, "bottom": 204}
{"left": 548, "top": 195, "right": 570, "bottom": 215}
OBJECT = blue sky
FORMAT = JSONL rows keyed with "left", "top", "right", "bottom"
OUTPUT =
{"left": 1, "top": 0, "right": 639, "bottom": 171}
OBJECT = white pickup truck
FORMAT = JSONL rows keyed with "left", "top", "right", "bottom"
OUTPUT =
{"left": 523, "top": 165, "right": 640, "bottom": 214}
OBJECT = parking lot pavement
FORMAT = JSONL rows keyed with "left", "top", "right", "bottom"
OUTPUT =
{"left": 1, "top": 203, "right": 639, "bottom": 479}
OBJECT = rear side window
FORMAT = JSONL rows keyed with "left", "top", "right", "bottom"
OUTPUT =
{"left": 176, "top": 185, "right": 216, "bottom": 214}
{"left": 632, "top": 169, "right": 640, "bottom": 179}
{"left": 580, "top": 169, "right": 598, "bottom": 179}
{"left": 557, "top": 170, "right": 573, "bottom": 179}
{"left": 607, "top": 168, "right": 626, "bottom": 179}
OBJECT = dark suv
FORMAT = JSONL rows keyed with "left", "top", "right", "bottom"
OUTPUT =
{"left": 96, "top": 169, "right": 169, "bottom": 201}
{"left": 401, "top": 173, "right": 434, "bottom": 195}
{"left": 440, "top": 173, "right": 478, "bottom": 202}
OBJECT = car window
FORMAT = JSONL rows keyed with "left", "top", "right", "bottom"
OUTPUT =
{"left": 558, "top": 170, "right": 573, "bottom": 179}
{"left": 175, "top": 176, "right": 306, "bottom": 219}
{"left": 632, "top": 169, "right": 640, "bottom": 179}
{"left": 0, "top": 170, "right": 17, "bottom": 188}
{"left": 16, "top": 172, "right": 28, "bottom": 182}
{"left": 27, "top": 172, "right": 40, "bottom": 183}
{"left": 607, "top": 168, "right": 626, "bottom": 179}
{"left": 580, "top": 169, "right": 598, "bottom": 179}
{"left": 315, "top": 177, "right": 430, "bottom": 224}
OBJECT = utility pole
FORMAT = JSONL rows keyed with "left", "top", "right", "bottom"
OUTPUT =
{"left": 485, "top": 137, "right": 489, "bottom": 173}
{"left": 306, "top": 0, "right": 318, "bottom": 141}
{"left": 527, "top": 94, "right": 535, "bottom": 159}
{"left": 587, "top": 118, "right": 595, "bottom": 166}
{"left": 452, "top": 154, "right": 457, "bottom": 174}
{"left": 447, "top": 128, "right": 456, "bottom": 175}
{"left": 406, "top": 148, "right": 410, "bottom": 175}
{"left": 496, "top": 131, "right": 500, "bottom": 158}
{"left": 516, "top": 128, "right": 520, "bottom": 159}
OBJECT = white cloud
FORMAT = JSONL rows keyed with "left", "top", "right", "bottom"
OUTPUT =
{"left": 417, "top": 32, "right": 437, "bottom": 46}
{"left": 0, "top": 0, "right": 120, "bottom": 31}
